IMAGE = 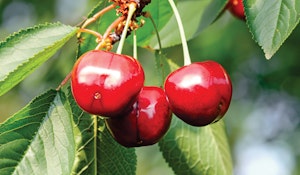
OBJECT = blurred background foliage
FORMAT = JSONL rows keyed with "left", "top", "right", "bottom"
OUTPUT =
{"left": 0, "top": 0, "right": 300, "bottom": 175}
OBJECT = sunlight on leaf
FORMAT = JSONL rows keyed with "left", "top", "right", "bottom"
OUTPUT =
{"left": 0, "top": 90, "right": 75, "bottom": 175}
{"left": 0, "top": 23, "right": 77, "bottom": 96}
{"left": 67, "top": 88, "right": 137, "bottom": 175}
{"left": 154, "top": 51, "right": 171, "bottom": 86}
{"left": 159, "top": 117, "right": 233, "bottom": 175}
{"left": 245, "top": 0, "right": 300, "bottom": 59}
{"left": 147, "top": 0, "right": 227, "bottom": 49}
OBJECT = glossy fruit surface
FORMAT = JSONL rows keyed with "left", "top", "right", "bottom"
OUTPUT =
{"left": 227, "top": 0, "right": 245, "bottom": 20}
{"left": 106, "top": 86, "right": 172, "bottom": 147}
{"left": 71, "top": 50, "right": 144, "bottom": 117}
{"left": 164, "top": 61, "right": 232, "bottom": 126}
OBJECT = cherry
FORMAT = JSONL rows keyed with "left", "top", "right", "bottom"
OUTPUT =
{"left": 227, "top": 0, "right": 245, "bottom": 20}
{"left": 106, "top": 86, "right": 172, "bottom": 147}
{"left": 164, "top": 61, "right": 232, "bottom": 126}
{"left": 71, "top": 50, "right": 144, "bottom": 117}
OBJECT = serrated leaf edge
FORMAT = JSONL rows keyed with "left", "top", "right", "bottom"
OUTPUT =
{"left": 0, "top": 22, "right": 70, "bottom": 47}
{"left": 158, "top": 119, "right": 233, "bottom": 175}
{"left": 0, "top": 89, "right": 57, "bottom": 127}
{"left": 0, "top": 23, "right": 78, "bottom": 96}
{"left": 244, "top": 0, "right": 300, "bottom": 59}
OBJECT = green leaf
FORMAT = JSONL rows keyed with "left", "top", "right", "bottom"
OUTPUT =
{"left": 67, "top": 88, "right": 137, "bottom": 175}
{"left": 146, "top": 0, "right": 228, "bottom": 49}
{"left": 159, "top": 117, "right": 233, "bottom": 175}
{"left": 97, "top": 120, "right": 137, "bottom": 175}
{"left": 127, "top": 0, "right": 174, "bottom": 47}
{"left": 154, "top": 51, "right": 172, "bottom": 86}
{"left": 198, "top": 0, "right": 229, "bottom": 32}
{"left": 0, "top": 90, "right": 76, "bottom": 175}
{"left": 0, "top": 22, "right": 77, "bottom": 96}
{"left": 244, "top": 0, "right": 300, "bottom": 59}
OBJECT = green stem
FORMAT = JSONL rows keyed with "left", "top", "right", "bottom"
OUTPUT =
{"left": 56, "top": 72, "right": 72, "bottom": 91}
{"left": 133, "top": 30, "right": 138, "bottom": 59}
{"left": 93, "top": 115, "right": 98, "bottom": 175}
{"left": 116, "top": 3, "right": 137, "bottom": 54}
{"left": 168, "top": 0, "right": 191, "bottom": 65}
{"left": 148, "top": 13, "right": 163, "bottom": 54}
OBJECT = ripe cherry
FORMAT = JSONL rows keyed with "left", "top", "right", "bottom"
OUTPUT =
{"left": 164, "top": 61, "right": 232, "bottom": 126}
{"left": 71, "top": 50, "right": 144, "bottom": 117}
{"left": 227, "top": 0, "right": 245, "bottom": 20}
{"left": 106, "top": 86, "right": 172, "bottom": 147}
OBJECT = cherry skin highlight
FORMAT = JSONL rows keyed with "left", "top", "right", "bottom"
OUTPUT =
{"left": 71, "top": 50, "right": 144, "bottom": 117}
{"left": 164, "top": 61, "right": 232, "bottom": 126}
{"left": 106, "top": 86, "right": 172, "bottom": 147}
{"left": 227, "top": 0, "right": 245, "bottom": 20}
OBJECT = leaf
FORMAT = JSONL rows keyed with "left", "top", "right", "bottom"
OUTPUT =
{"left": 244, "top": 0, "right": 300, "bottom": 59}
{"left": 0, "top": 22, "right": 77, "bottom": 96}
{"left": 159, "top": 117, "right": 233, "bottom": 175}
{"left": 198, "top": 0, "right": 230, "bottom": 32}
{"left": 0, "top": 90, "right": 76, "bottom": 175}
{"left": 127, "top": 0, "right": 174, "bottom": 47}
{"left": 97, "top": 120, "right": 137, "bottom": 175}
{"left": 146, "top": 0, "right": 228, "bottom": 49}
{"left": 154, "top": 51, "right": 172, "bottom": 86}
{"left": 67, "top": 88, "right": 137, "bottom": 175}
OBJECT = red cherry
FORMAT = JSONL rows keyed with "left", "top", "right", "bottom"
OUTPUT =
{"left": 227, "top": 0, "right": 245, "bottom": 20}
{"left": 164, "top": 61, "right": 232, "bottom": 126}
{"left": 71, "top": 50, "right": 144, "bottom": 117}
{"left": 106, "top": 86, "right": 172, "bottom": 147}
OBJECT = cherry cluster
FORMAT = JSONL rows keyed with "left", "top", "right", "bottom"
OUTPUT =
{"left": 69, "top": 0, "right": 232, "bottom": 148}
{"left": 71, "top": 50, "right": 232, "bottom": 147}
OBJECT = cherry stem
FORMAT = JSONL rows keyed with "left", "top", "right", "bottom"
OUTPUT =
{"left": 116, "top": 3, "right": 137, "bottom": 54}
{"left": 168, "top": 0, "right": 191, "bottom": 65}
{"left": 133, "top": 30, "right": 138, "bottom": 59}
{"left": 77, "top": 4, "right": 116, "bottom": 38}
{"left": 78, "top": 28, "right": 102, "bottom": 40}
{"left": 104, "top": 16, "right": 125, "bottom": 40}
{"left": 79, "top": 3, "right": 116, "bottom": 31}
{"left": 95, "top": 16, "right": 125, "bottom": 50}
{"left": 56, "top": 72, "right": 72, "bottom": 91}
